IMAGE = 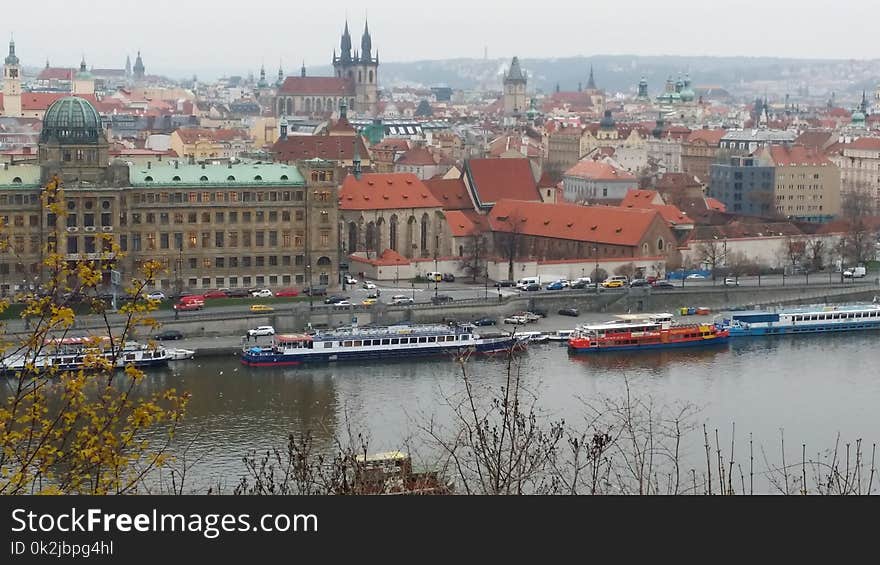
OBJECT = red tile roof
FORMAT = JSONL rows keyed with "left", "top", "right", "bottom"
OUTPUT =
{"left": 424, "top": 177, "right": 473, "bottom": 210}
{"left": 465, "top": 158, "right": 540, "bottom": 206}
{"left": 396, "top": 146, "right": 436, "bottom": 166}
{"left": 488, "top": 199, "right": 662, "bottom": 247}
{"left": 174, "top": 128, "right": 250, "bottom": 144}
{"left": 36, "top": 67, "right": 75, "bottom": 81}
{"left": 686, "top": 129, "right": 727, "bottom": 146}
{"left": 445, "top": 210, "right": 488, "bottom": 237}
{"left": 757, "top": 144, "right": 833, "bottom": 167}
{"left": 272, "top": 135, "right": 369, "bottom": 162}
{"left": 846, "top": 137, "right": 880, "bottom": 151}
{"left": 339, "top": 173, "right": 442, "bottom": 211}
{"left": 2, "top": 93, "right": 99, "bottom": 112}
{"left": 620, "top": 189, "right": 693, "bottom": 227}
{"left": 278, "top": 77, "right": 354, "bottom": 96}
{"left": 564, "top": 160, "right": 636, "bottom": 181}
{"left": 794, "top": 130, "right": 835, "bottom": 151}
{"left": 372, "top": 139, "right": 410, "bottom": 152}
{"left": 705, "top": 197, "right": 726, "bottom": 212}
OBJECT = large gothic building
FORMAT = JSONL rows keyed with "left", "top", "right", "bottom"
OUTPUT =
{"left": 275, "top": 20, "right": 379, "bottom": 118}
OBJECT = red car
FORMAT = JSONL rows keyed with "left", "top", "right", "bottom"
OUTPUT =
{"left": 173, "top": 301, "right": 203, "bottom": 311}
{"left": 204, "top": 289, "right": 228, "bottom": 299}
{"left": 275, "top": 288, "right": 299, "bottom": 297}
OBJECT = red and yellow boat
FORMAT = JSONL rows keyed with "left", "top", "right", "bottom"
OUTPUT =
{"left": 568, "top": 313, "right": 729, "bottom": 353}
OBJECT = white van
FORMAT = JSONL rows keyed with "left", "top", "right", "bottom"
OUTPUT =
{"left": 516, "top": 276, "right": 540, "bottom": 290}
{"left": 425, "top": 271, "right": 443, "bottom": 282}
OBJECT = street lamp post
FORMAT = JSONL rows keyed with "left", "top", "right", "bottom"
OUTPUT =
{"left": 306, "top": 264, "right": 313, "bottom": 310}
{"left": 593, "top": 245, "right": 600, "bottom": 294}
{"left": 433, "top": 235, "right": 439, "bottom": 299}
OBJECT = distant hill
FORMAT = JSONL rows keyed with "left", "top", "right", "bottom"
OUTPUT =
{"left": 341, "top": 55, "right": 880, "bottom": 101}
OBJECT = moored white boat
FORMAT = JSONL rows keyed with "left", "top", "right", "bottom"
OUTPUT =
{"left": 0, "top": 336, "right": 169, "bottom": 375}
{"left": 547, "top": 329, "right": 576, "bottom": 342}
{"left": 720, "top": 303, "right": 880, "bottom": 337}
{"left": 514, "top": 331, "right": 550, "bottom": 343}
{"left": 166, "top": 348, "right": 196, "bottom": 361}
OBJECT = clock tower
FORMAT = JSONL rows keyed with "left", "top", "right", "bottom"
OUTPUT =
{"left": 3, "top": 39, "right": 22, "bottom": 117}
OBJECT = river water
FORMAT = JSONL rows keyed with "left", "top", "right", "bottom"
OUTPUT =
{"left": 141, "top": 330, "right": 880, "bottom": 493}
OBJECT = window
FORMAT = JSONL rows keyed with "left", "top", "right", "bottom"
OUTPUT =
{"left": 215, "top": 257, "right": 225, "bottom": 268}
{"left": 174, "top": 212, "right": 184, "bottom": 224}
{"left": 243, "top": 231, "right": 251, "bottom": 247}
{"left": 215, "top": 212, "right": 225, "bottom": 223}
{"left": 256, "top": 211, "right": 265, "bottom": 223}
{"left": 229, "top": 232, "right": 238, "bottom": 248}
{"left": 243, "top": 212, "right": 251, "bottom": 223}
{"left": 188, "top": 232, "right": 197, "bottom": 248}
{"left": 159, "top": 212, "right": 169, "bottom": 225}
{"left": 269, "top": 231, "right": 278, "bottom": 246}
{"left": 283, "top": 231, "right": 291, "bottom": 247}
{"left": 201, "top": 212, "right": 210, "bottom": 223}
{"left": 269, "top": 211, "right": 278, "bottom": 222}
{"left": 132, "top": 233, "right": 141, "bottom": 252}
{"left": 256, "top": 231, "right": 265, "bottom": 247}
{"left": 215, "top": 231, "right": 225, "bottom": 248}
{"left": 282, "top": 211, "right": 291, "bottom": 222}
{"left": 160, "top": 233, "right": 169, "bottom": 249}
{"left": 229, "top": 211, "right": 238, "bottom": 224}
{"left": 295, "top": 210, "right": 304, "bottom": 221}
{"left": 202, "top": 232, "right": 211, "bottom": 248}
{"left": 242, "top": 257, "right": 252, "bottom": 267}
{"left": 229, "top": 257, "right": 238, "bottom": 268}
{"left": 188, "top": 212, "right": 197, "bottom": 223}
{"left": 256, "top": 256, "right": 265, "bottom": 267}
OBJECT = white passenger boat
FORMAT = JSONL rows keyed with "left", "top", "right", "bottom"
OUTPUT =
{"left": 166, "top": 348, "right": 196, "bottom": 361}
{"left": 0, "top": 336, "right": 169, "bottom": 375}
{"left": 721, "top": 303, "right": 880, "bottom": 337}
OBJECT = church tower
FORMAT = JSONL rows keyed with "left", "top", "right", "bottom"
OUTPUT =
{"left": 503, "top": 56, "right": 527, "bottom": 116}
{"left": 133, "top": 51, "right": 145, "bottom": 81}
{"left": 73, "top": 56, "right": 95, "bottom": 95}
{"left": 333, "top": 19, "right": 379, "bottom": 116}
{"left": 3, "top": 39, "right": 22, "bottom": 117}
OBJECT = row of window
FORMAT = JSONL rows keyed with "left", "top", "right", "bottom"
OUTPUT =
{"left": 328, "top": 334, "right": 471, "bottom": 349}
{"left": 131, "top": 190, "right": 325, "bottom": 204}
{"left": 117, "top": 230, "right": 330, "bottom": 251}
{"left": 163, "top": 273, "right": 330, "bottom": 290}
{"left": 789, "top": 310, "right": 879, "bottom": 322}
{"left": 126, "top": 209, "right": 323, "bottom": 226}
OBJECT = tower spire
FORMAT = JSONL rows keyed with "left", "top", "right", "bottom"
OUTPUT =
{"left": 352, "top": 136, "right": 362, "bottom": 180}
{"left": 586, "top": 65, "right": 596, "bottom": 90}
{"left": 301, "top": 60, "right": 306, "bottom": 77}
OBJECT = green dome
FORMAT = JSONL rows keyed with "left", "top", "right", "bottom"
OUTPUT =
{"left": 40, "top": 97, "right": 103, "bottom": 144}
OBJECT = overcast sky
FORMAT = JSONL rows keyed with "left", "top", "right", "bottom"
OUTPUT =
{"left": 6, "top": 0, "right": 877, "bottom": 79}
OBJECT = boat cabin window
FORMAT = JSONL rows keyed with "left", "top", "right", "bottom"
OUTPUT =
{"left": 428, "top": 336, "right": 436, "bottom": 343}
{"left": 382, "top": 339, "right": 390, "bottom": 345}
{"left": 446, "top": 335, "right": 454, "bottom": 342}
{"left": 391, "top": 338, "right": 399, "bottom": 345}
{"left": 324, "top": 342, "right": 333, "bottom": 348}
{"left": 463, "top": 334, "right": 471, "bottom": 340}
{"left": 353, "top": 340, "right": 362, "bottom": 347}
{"left": 343, "top": 341, "right": 352, "bottom": 347}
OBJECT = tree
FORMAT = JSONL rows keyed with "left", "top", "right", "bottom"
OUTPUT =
{"left": 497, "top": 213, "right": 525, "bottom": 282}
{"left": 458, "top": 233, "right": 488, "bottom": 283}
{"left": 837, "top": 217, "right": 876, "bottom": 267}
{"left": 805, "top": 237, "right": 827, "bottom": 272}
{"left": 694, "top": 239, "right": 728, "bottom": 280}
{"left": 0, "top": 177, "right": 189, "bottom": 495}
{"left": 781, "top": 237, "right": 807, "bottom": 274}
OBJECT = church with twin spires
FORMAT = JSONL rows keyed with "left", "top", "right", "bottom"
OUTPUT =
{"left": 275, "top": 20, "right": 379, "bottom": 118}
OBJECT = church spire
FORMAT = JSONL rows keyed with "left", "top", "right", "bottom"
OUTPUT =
{"left": 301, "top": 60, "right": 306, "bottom": 77}
{"left": 5, "top": 38, "right": 19, "bottom": 66}
{"left": 586, "top": 65, "right": 596, "bottom": 90}
{"left": 340, "top": 20, "right": 352, "bottom": 63}
{"left": 361, "top": 18, "right": 372, "bottom": 62}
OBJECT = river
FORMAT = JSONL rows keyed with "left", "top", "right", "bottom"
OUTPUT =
{"left": 141, "top": 330, "right": 880, "bottom": 493}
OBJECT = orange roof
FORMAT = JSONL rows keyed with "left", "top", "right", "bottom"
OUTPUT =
{"left": 686, "top": 129, "right": 727, "bottom": 145}
{"left": 273, "top": 135, "right": 369, "bottom": 162}
{"left": 424, "top": 177, "right": 473, "bottom": 210}
{"left": 488, "top": 199, "right": 662, "bottom": 247}
{"left": 846, "top": 137, "right": 880, "bottom": 151}
{"left": 465, "top": 158, "right": 540, "bottom": 206}
{"left": 37, "top": 67, "right": 75, "bottom": 81}
{"left": 620, "top": 189, "right": 693, "bottom": 227}
{"left": 564, "top": 160, "right": 636, "bottom": 182}
{"left": 372, "top": 139, "right": 410, "bottom": 152}
{"left": 4, "top": 92, "right": 99, "bottom": 112}
{"left": 758, "top": 144, "right": 833, "bottom": 167}
{"left": 445, "top": 210, "right": 488, "bottom": 237}
{"left": 705, "top": 197, "right": 727, "bottom": 212}
{"left": 339, "top": 173, "right": 442, "bottom": 211}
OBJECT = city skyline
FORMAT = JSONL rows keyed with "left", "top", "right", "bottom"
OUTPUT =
{"left": 5, "top": 0, "right": 880, "bottom": 80}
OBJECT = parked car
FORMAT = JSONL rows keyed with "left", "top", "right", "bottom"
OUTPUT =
{"left": 335, "top": 300, "right": 353, "bottom": 306}
{"left": 601, "top": 280, "right": 625, "bottom": 289}
{"left": 516, "top": 312, "right": 541, "bottom": 322}
{"left": 546, "top": 280, "right": 566, "bottom": 291}
{"left": 495, "top": 280, "right": 516, "bottom": 288}
{"left": 524, "top": 283, "right": 541, "bottom": 292}
{"left": 529, "top": 307, "right": 548, "bottom": 318}
{"left": 153, "top": 329, "right": 184, "bottom": 341}
{"left": 723, "top": 277, "right": 739, "bottom": 287}
{"left": 366, "top": 291, "right": 381, "bottom": 299}
{"left": 843, "top": 266, "right": 867, "bottom": 278}
{"left": 324, "top": 295, "right": 349, "bottom": 305}
{"left": 204, "top": 289, "right": 229, "bottom": 299}
{"left": 651, "top": 281, "right": 676, "bottom": 290}
{"left": 686, "top": 273, "right": 707, "bottom": 280}
{"left": 362, "top": 298, "right": 379, "bottom": 306}
{"left": 629, "top": 279, "right": 651, "bottom": 287}
{"left": 344, "top": 274, "right": 358, "bottom": 285}
{"left": 442, "top": 273, "right": 456, "bottom": 282}
{"left": 472, "top": 317, "right": 496, "bottom": 326}
{"left": 146, "top": 291, "right": 166, "bottom": 301}
{"left": 304, "top": 286, "right": 328, "bottom": 296}
{"left": 275, "top": 288, "right": 300, "bottom": 297}
{"left": 558, "top": 308, "right": 580, "bottom": 317}
{"left": 391, "top": 295, "right": 414, "bottom": 305}
{"left": 227, "top": 288, "right": 251, "bottom": 298}
{"left": 362, "top": 281, "right": 377, "bottom": 290}
{"left": 504, "top": 315, "right": 528, "bottom": 325}
{"left": 251, "top": 289, "right": 273, "bottom": 298}
{"left": 247, "top": 326, "right": 275, "bottom": 337}
{"left": 431, "top": 294, "right": 453, "bottom": 305}
{"left": 570, "top": 280, "right": 589, "bottom": 289}
{"left": 250, "top": 304, "right": 275, "bottom": 313}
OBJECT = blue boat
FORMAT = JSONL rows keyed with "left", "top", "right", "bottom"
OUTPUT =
{"left": 720, "top": 303, "right": 880, "bottom": 337}
{"left": 241, "top": 324, "right": 524, "bottom": 367}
